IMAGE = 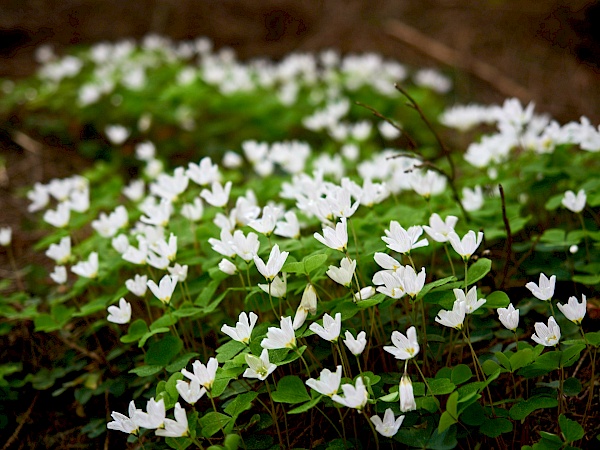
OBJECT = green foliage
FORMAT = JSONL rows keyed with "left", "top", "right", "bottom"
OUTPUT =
{"left": 2, "top": 35, "right": 599, "bottom": 450}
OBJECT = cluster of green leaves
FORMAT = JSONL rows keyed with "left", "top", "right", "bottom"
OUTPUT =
{"left": 1, "top": 38, "right": 599, "bottom": 450}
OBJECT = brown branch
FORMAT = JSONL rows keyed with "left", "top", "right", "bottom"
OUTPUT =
{"left": 385, "top": 19, "right": 532, "bottom": 101}
{"left": 2, "top": 393, "right": 38, "bottom": 450}
{"left": 354, "top": 101, "right": 418, "bottom": 149}
{"left": 56, "top": 333, "right": 104, "bottom": 365}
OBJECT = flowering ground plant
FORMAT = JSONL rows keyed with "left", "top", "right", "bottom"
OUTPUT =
{"left": 1, "top": 37, "right": 599, "bottom": 449}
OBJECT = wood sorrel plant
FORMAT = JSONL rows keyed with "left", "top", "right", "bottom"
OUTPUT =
{"left": 1, "top": 37, "right": 599, "bottom": 449}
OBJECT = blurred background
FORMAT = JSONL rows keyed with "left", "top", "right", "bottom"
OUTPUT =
{"left": 1, "top": 0, "right": 600, "bottom": 123}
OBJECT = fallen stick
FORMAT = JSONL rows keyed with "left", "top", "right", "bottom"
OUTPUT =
{"left": 385, "top": 19, "right": 532, "bottom": 101}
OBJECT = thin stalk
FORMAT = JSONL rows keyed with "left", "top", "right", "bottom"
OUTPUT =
{"left": 315, "top": 406, "right": 344, "bottom": 441}
{"left": 362, "top": 409, "right": 380, "bottom": 449}
{"left": 208, "top": 391, "right": 226, "bottom": 437}
{"left": 443, "top": 243, "right": 456, "bottom": 277}
{"left": 578, "top": 212, "right": 591, "bottom": 263}
{"left": 264, "top": 379, "right": 285, "bottom": 449}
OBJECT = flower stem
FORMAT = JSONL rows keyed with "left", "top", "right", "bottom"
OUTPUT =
{"left": 264, "top": 379, "right": 285, "bottom": 449}
{"left": 362, "top": 409, "right": 380, "bottom": 450}
{"left": 443, "top": 243, "right": 456, "bottom": 277}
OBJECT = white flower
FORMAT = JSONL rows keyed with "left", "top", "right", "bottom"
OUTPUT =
{"left": 454, "top": 286, "right": 486, "bottom": 314}
{"left": 231, "top": 230, "right": 260, "bottom": 262}
{"left": 384, "top": 326, "right": 420, "bottom": 360}
{"left": 309, "top": 312, "right": 342, "bottom": 342}
{"left": 448, "top": 230, "right": 483, "bottom": 261}
{"left": 343, "top": 330, "right": 367, "bottom": 355}
{"left": 221, "top": 311, "right": 258, "bottom": 344}
{"left": 462, "top": 186, "right": 484, "bottom": 212}
{"left": 248, "top": 205, "right": 283, "bottom": 236}
{"left": 105, "top": 124, "right": 130, "bottom": 145}
{"left": 147, "top": 275, "right": 178, "bottom": 304}
{"left": 50, "top": 265, "right": 67, "bottom": 284}
{"left": 557, "top": 294, "right": 586, "bottom": 325}
{"left": 209, "top": 229, "right": 236, "bottom": 258}
{"left": 314, "top": 217, "right": 348, "bottom": 252}
{"left": 107, "top": 400, "right": 139, "bottom": 434}
{"left": 354, "top": 286, "right": 376, "bottom": 301}
{"left": 133, "top": 398, "right": 165, "bottom": 429}
{"left": 27, "top": 182, "right": 50, "bottom": 212}
{"left": 371, "top": 408, "right": 404, "bottom": 437}
{"left": 261, "top": 316, "right": 296, "bottom": 350}
{"left": 168, "top": 263, "right": 188, "bottom": 282}
{"left": 200, "top": 181, "right": 232, "bottom": 207}
{"left": 223, "top": 151, "right": 243, "bottom": 168}
{"left": 155, "top": 403, "right": 188, "bottom": 437}
{"left": 258, "top": 274, "right": 288, "bottom": 299}
{"left": 182, "top": 358, "right": 218, "bottom": 391}
{"left": 332, "top": 377, "right": 368, "bottom": 410}
{"left": 326, "top": 257, "right": 356, "bottom": 287}
{"left": 126, "top": 274, "right": 148, "bottom": 297}
{"left": 218, "top": 258, "right": 237, "bottom": 275}
{"left": 306, "top": 365, "right": 342, "bottom": 397}
{"left": 274, "top": 211, "right": 301, "bottom": 239}
{"left": 254, "top": 244, "right": 289, "bottom": 281}
{"left": 497, "top": 304, "right": 519, "bottom": 331}
{"left": 187, "top": 157, "right": 220, "bottom": 186}
{"left": 176, "top": 379, "right": 206, "bottom": 405}
{"left": 561, "top": 189, "right": 586, "bottom": 213}
{"left": 0, "top": 227, "right": 11, "bottom": 246}
{"left": 46, "top": 236, "right": 71, "bottom": 264}
{"left": 71, "top": 252, "right": 99, "bottom": 279}
{"left": 435, "top": 300, "right": 466, "bottom": 330}
{"left": 410, "top": 169, "right": 446, "bottom": 198}
{"left": 43, "top": 202, "right": 70, "bottom": 228}
{"left": 123, "top": 179, "right": 145, "bottom": 201}
{"left": 112, "top": 234, "right": 129, "bottom": 254}
{"left": 401, "top": 266, "right": 426, "bottom": 299}
{"left": 107, "top": 298, "right": 132, "bottom": 324}
{"left": 181, "top": 197, "right": 204, "bottom": 222}
{"left": 399, "top": 373, "right": 416, "bottom": 412}
{"left": 531, "top": 316, "right": 561, "bottom": 347}
{"left": 382, "top": 222, "right": 428, "bottom": 255}
{"left": 525, "top": 273, "right": 556, "bottom": 302}
{"left": 244, "top": 349, "right": 277, "bottom": 381}
{"left": 422, "top": 213, "right": 458, "bottom": 243}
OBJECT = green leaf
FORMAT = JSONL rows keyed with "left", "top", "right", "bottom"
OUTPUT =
{"left": 129, "top": 365, "right": 163, "bottom": 377}
{"left": 281, "top": 261, "right": 305, "bottom": 274}
{"left": 150, "top": 314, "right": 178, "bottom": 330}
{"left": 495, "top": 351, "right": 512, "bottom": 371}
{"left": 417, "top": 276, "right": 457, "bottom": 300}
{"left": 509, "top": 395, "right": 558, "bottom": 420}
{"left": 561, "top": 344, "right": 585, "bottom": 367}
{"left": 450, "top": 364, "right": 472, "bottom": 385}
{"left": 586, "top": 331, "right": 600, "bottom": 347}
{"left": 480, "top": 417, "right": 512, "bottom": 438}
{"left": 224, "top": 391, "right": 258, "bottom": 418}
{"left": 216, "top": 340, "right": 246, "bottom": 363}
{"left": 199, "top": 412, "right": 231, "bottom": 438}
{"left": 271, "top": 375, "right": 310, "bottom": 404}
{"left": 509, "top": 349, "right": 534, "bottom": 371}
{"left": 138, "top": 327, "right": 170, "bottom": 347}
{"left": 120, "top": 319, "right": 148, "bottom": 344}
{"left": 517, "top": 350, "right": 561, "bottom": 378}
{"left": 288, "top": 395, "right": 323, "bottom": 414}
{"left": 145, "top": 335, "right": 183, "bottom": 366}
{"left": 559, "top": 414, "right": 585, "bottom": 442}
{"left": 485, "top": 291, "right": 510, "bottom": 309}
{"left": 465, "top": 258, "right": 491, "bottom": 287}
{"left": 304, "top": 253, "right": 328, "bottom": 274}
{"left": 438, "top": 411, "right": 458, "bottom": 433}
{"left": 445, "top": 391, "right": 459, "bottom": 417}
{"left": 461, "top": 402, "right": 485, "bottom": 426}
{"left": 166, "top": 352, "right": 200, "bottom": 373}
{"left": 563, "top": 377, "right": 582, "bottom": 396}
{"left": 427, "top": 378, "right": 456, "bottom": 395}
